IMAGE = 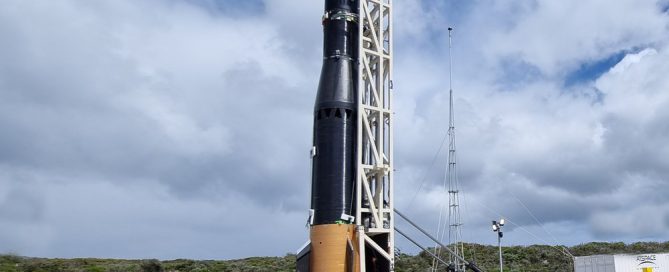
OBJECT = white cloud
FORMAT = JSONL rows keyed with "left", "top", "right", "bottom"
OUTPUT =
{"left": 590, "top": 204, "right": 669, "bottom": 238}
{"left": 483, "top": 0, "right": 668, "bottom": 76}
{"left": 0, "top": 0, "right": 312, "bottom": 258}
{"left": 0, "top": 169, "right": 305, "bottom": 259}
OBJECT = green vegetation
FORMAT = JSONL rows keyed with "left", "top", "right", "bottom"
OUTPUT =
{"left": 0, "top": 255, "right": 297, "bottom": 272}
{"left": 2, "top": 242, "right": 667, "bottom": 272}
{"left": 396, "top": 241, "right": 669, "bottom": 272}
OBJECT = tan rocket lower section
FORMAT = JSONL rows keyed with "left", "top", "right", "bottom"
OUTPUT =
{"left": 310, "top": 224, "right": 360, "bottom": 272}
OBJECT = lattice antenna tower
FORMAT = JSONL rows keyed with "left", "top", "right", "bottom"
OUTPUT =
{"left": 432, "top": 27, "right": 465, "bottom": 272}
{"left": 446, "top": 26, "right": 465, "bottom": 272}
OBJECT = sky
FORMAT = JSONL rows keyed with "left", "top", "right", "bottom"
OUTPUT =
{"left": 1, "top": 0, "right": 669, "bottom": 260}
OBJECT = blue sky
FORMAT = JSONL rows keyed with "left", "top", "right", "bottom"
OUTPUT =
{"left": 0, "top": 0, "right": 669, "bottom": 260}
{"left": 564, "top": 50, "right": 628, "bottom": 87}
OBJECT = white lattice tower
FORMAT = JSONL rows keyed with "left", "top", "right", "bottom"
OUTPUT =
{"left": 356, "top": 0, "right": 395, "bottom": 271}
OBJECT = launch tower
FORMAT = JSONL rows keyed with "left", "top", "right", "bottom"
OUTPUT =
{"left": 355, "top": 0, "right": 395, "bottom": 271}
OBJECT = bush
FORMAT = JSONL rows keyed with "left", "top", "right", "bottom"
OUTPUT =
{"left": 141, "top": 259, "right": 163, "bottom": 272}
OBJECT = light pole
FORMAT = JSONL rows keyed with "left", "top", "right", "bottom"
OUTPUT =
{"left": 492, "top": 219, "right": 505, "bottom": 272}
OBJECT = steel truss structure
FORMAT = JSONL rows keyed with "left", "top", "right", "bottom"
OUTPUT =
{"left": 355, "top": 0, "right": 394, "bottom": 271}
{"left": 445, "top": 27, "right": 465, "bottom": 272}
{"left": 433, "top": 28, "right": 465, "bottom": 272}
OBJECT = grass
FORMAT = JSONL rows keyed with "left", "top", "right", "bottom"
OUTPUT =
{"left": 1, "top": 241, "right": 667, "bottom": 271}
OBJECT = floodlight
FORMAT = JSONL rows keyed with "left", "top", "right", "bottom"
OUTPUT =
{"left": 499, "top": 218, "right": 505, "bottom": 226}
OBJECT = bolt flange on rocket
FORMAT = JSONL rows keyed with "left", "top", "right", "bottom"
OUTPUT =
{"left": 297, "top": 0, "right": 360, "bottom": 271}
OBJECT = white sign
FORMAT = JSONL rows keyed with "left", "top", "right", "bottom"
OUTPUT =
{"left": 613, "top": 253, "right": 669, "bottom": 272}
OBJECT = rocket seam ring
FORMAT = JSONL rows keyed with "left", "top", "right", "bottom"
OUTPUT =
{"left": 326, "top": 11, "right": 359, "bottom": 23}
{"left": 323, "top": 55, "right": 354, "bottom": 61}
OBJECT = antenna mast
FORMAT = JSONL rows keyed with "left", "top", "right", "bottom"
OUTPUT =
{"left": 432, "top": 27, "right": 465, "bottom": 272}
{"left": 446, "top": 26, "right": 465, "bottom": 272}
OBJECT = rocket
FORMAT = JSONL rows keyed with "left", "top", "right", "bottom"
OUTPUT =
{"left": 311, "top": 0, "right": 358, "bottom": 226}
{"left": 297, "top": 0, "right": 360, "bottom": 271}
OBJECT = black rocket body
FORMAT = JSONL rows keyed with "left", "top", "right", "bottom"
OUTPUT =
{"left": 311, "top": 0, "right": 360, "bottom": 225}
